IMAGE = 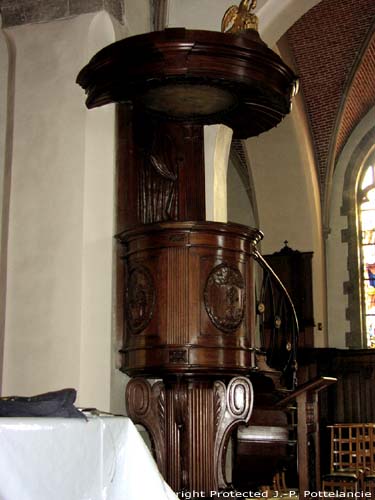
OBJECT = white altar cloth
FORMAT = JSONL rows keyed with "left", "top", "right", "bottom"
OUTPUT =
{"left": 0, "top": 414, "right": 178, "bottom": 500}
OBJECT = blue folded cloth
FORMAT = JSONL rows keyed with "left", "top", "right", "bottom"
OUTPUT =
{"left": 0, "top": 388, "right": 85, "bottom": 418}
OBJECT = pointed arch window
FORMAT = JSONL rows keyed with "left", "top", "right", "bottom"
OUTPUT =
{"left": 358, "top": 163, "right": 375, "bottom": 348}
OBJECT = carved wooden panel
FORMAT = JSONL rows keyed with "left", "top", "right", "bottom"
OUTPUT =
{"left": 204, "top": 263, "right": 246, "bottom": 333}
{"left": 185, "top": 381, "right": 215, "bottom": 493}
{"left": 199, "top": 255, "right": 250, "bottom": 340}
{"left": 136, "top": 119, "right": 179, "bottom": 223}
{"left": 165, "top": 247, "right": 189, "bottom": 344}
{"left": 126, "top": 265, "right": 156, "bottom": 334}
{"left": 117, "top": 221, "right": 262, "bottom": 377}
{"left": 116, "top": 113, "right": 206, "bottom": 230}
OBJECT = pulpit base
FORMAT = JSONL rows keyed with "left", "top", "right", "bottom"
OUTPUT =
{"left": 126, "top": 376, "right": 253, "bottom": 495}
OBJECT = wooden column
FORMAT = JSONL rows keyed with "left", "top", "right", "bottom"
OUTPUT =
{"left": 116, "top": 110, "right": 206, "bottom": 231}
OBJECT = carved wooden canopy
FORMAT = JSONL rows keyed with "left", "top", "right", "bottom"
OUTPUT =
{"left": 77, "top": 28, "right": 297, "bottom": 138}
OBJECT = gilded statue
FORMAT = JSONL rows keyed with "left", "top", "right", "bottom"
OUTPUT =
{"left": 221, "top": 0, "right": 258, "bottom": 33}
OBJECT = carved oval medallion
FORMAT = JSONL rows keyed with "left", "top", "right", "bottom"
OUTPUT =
{"left": 126, "top": 379, "right": 151, "bottom": 417}
{"left": 126, "top": 266, "right": 155, "bottom": 334}
{"left": 204, "top": 263, "right": 245, "bottom": 333}
{"left": 227, "top": 377, "right": 254, "bottom": 418}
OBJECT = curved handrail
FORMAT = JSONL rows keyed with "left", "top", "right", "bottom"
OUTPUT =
{"left": 252, "top": 249, "right": 299, "bottom": 389}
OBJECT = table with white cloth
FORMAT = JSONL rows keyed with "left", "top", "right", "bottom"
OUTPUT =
{"left": 0, "top": 414, "right": 178, "bottom": 500}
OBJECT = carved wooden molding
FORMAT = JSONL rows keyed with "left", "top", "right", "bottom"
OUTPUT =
{"left": 77, "top": 29, "right": 297, "bottom": 138}
{"left": 214, "top": 376, "right": 254, "bottom": 489}
{"left": 125, "top": 378, "right": 166, "bottom": 476}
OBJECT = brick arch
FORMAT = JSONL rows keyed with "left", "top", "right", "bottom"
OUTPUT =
{"left": 324, "top": 28, "right": 375, "bottom": 230}
{"left": 286, "top": 0, "right": 375, "bottom": 223}
{"left": 335, "top": 32, "right": 375, "bottom": 164}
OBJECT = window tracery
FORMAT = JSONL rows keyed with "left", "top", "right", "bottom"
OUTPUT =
{"left": 358, "top": 163, "right": 375, "bottom": 347}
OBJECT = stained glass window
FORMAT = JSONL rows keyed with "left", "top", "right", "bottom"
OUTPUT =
{"left": 358, "top": 164, "right": 375, "bottom": 348}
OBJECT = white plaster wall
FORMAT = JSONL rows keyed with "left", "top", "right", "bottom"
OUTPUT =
{"left": 123, "top": 0, "right": 152, "bottom": 36}
{"left": 245, "top": 90, "right": 326, "bottom": 346}
{"left": 327, "top": 107, "right": 375, "bottom": 348}
{"left": 2, "top": 16, "right": 90, "bottom": 396}
{"left": 78, "top": 12, "right": 117, "bottom": 411}
{"left": 0, "top": 0, "right": 156, "bottom": 410}
{"left": 204, "top": 124, "right": 233, "bottom": 222}
{"left": 0, "top": 26, "right": 10, "bottom": 391}
{"left": 167, "top": 0, "right": 322, "bottom": 46}
{"left": 1, "top": 13, "right": 120, "bottom": 410}
{"left": 227, "top": 159, "right": 256, "bottom": 228}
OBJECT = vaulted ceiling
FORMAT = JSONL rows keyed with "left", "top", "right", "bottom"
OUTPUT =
{"left": 286, "top": 0, "right": 375, "bottom": 218}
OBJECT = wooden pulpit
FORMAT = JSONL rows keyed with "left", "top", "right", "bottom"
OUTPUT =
{"left": 77, "top": 21, "right": 299, "bottom": 496}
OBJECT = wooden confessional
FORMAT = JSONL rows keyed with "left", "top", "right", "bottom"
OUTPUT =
{"left": 77, "top": 7, "right": 334, "bottom": 496}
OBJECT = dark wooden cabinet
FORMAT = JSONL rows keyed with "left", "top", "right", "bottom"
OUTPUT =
{"left": 263, "top": 243, "right": 314, "bottom": 349}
